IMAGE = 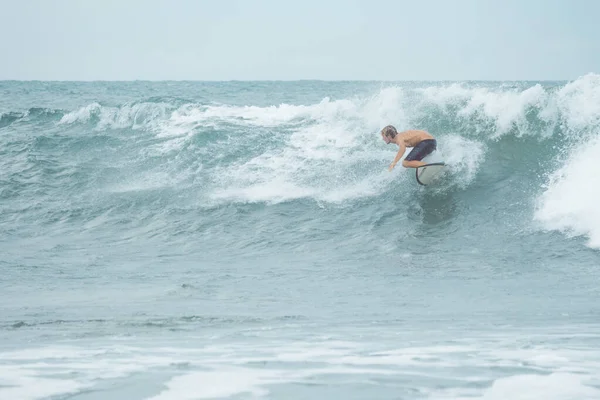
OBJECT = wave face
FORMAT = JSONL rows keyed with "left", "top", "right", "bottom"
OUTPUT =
{"left": 2, "top": 77, "right": 600, "bottom": 400}
{"left": 2, "top": 77, "right": 600, "bottom": 251}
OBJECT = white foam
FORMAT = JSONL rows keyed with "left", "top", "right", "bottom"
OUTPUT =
{"left": 58, "top": 102, "right": 171, "bottom": 132}
{"left": 56, "top": 75, "right": 600, "bottom": 206}
{"left": 532, "top": 74, "right": 600, "bottom": 248}
{"left": 0, "top": 346, "right": 185, "bottom": 400}
{"left": 534, "top": 136, "right": 600, "bottom": 248}
{"left": 555, "top": 73, "right": 600, "bottom": 134}
{"left": 210, "top": 140, "right": 395, "bottom": 205}
{"left": 436, "top": 373, "right": 599, "bottom": 400}
{"left": 421, "top": 83, "right": 555, "bottom": 138}
{"left": 0, "top": 373, "right": 84, "bottom": 400}
{"left": 475, "top": 373, "right": 597, "bottom": 400}
{"left": 59, "top": 102, "right": 102, "bottom": 124}
{"left": 436, "top": 134, "right": 485, "bottom": 186}
{"left": 0, "top": 362, "right": 86, "bottom": 400}
{"left": 162, "top": 102, "right": 311, "bottom": 132}
{"left": 461, "top": 84, "right": 551, "bottom": 138}
{"left": 212, "top": 179, "right": 317, "bottom": 204}
{"left": 3, "top": 332, "right": 600, "bottom": 400}
{"left": 205, "top": 79, "right": 586, "bottom": 204}
{"left": 208, "top": 100, "right": 401, "bottom": 204}
{"left": 361, "top": 86, "right": 409, "bottom": 129}
{"left": 58, "top": 74, "right": 600, "bottom": 140}
{"left": 147, "top": 368, "right": 279, "bottom": 400}
{"left": 55, "top": 88, "right": 402, "bottom": 139}
{"left": 0, "top": 346, "right": 105, "bottom": 360}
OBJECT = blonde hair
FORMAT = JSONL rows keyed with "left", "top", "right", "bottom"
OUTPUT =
{"left": 381, "top": 125, "right": 397, "bottom": 138}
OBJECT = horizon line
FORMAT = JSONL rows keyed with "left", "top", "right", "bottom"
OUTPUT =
{"left": 0, "top": 78, "right": 577, "bottom": 83}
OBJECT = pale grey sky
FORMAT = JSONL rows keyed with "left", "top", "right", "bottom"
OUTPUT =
{"left": 1, "top": 0, "right": 598, "bottom": 80}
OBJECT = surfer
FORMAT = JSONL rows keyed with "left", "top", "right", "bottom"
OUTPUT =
{"left": 380, "top": 125, "right": 437, "bottom": 171}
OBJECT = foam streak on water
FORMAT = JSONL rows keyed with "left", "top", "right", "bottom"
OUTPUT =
{"left": 1, "top": 326, "right": 600, "bottom": 400}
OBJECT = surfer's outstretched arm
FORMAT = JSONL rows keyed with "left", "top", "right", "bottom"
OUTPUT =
{"left": 389, "top": 142, "right": 406, "bottom": 171}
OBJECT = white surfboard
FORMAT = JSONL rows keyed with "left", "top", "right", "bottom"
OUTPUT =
{"left": 416, "top": 162, "right": 446, "bottom": 186}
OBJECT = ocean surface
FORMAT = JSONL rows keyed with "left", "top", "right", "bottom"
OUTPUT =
{"left": 1, "top": 76, "right": 600, "bottom": 400}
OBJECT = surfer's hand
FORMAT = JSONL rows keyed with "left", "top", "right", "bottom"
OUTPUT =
{"left": 388, "top": 163, "right": 396, "bottom": 171}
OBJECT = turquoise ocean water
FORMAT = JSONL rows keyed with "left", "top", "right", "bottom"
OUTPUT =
{"left": 1, "top": 76, "right": 600, "bottom": 399}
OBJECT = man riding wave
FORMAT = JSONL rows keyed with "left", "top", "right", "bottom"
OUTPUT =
{"left": 380, "top": 125, "right": 437, "bottom": 171}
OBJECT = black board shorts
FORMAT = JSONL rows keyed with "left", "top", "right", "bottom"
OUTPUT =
{"left": 405, "top": 139, "right": 437, "bottom": 162}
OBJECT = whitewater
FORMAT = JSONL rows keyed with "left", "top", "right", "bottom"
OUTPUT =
{"left": 1, "top": 75, "right": 600, "bottom": 399}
